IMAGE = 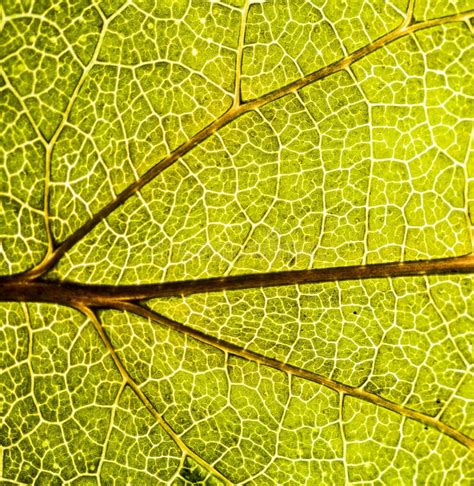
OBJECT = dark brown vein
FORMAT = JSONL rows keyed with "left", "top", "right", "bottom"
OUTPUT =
{"left": 79, "top": 305, "right": 233, "bottom": 485}
{"left": 1, "top": 254, "right": 472, "bottom": 305}
{"left": 116, "top": 301, "right": 474, "bottom": 452}
{"left": 15, "top": 9, "right": 473, "bottom": 282}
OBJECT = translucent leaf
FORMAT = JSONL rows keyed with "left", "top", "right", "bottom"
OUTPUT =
{"left": 1, "top": 0, "right": 473, "bottom": 484}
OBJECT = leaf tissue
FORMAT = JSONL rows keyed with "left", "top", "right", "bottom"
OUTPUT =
{"left": 0, "top": 0, "right": 473, "bottom": 484}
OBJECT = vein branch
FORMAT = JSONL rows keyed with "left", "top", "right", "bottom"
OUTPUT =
{"left": 232, "top": 0, "right": 251, "bottom": 108}
{"left": 14, "top": 9, "right": 473, "bottom": 281}
{"left": 117, "top": 302, "right": 474, "bottom": 452}
{"left": 78, "top": 305, "right": 233, "bottom": 485}
{"left": 401, "top": 0, "right": 416, "bottom": 29}
{"left": 7, "top": 9, "right": 111, "bottom": 263}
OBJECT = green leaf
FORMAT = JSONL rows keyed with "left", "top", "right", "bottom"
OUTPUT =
{"left": 1, "top": 0, "right": 473, "bottom": 484}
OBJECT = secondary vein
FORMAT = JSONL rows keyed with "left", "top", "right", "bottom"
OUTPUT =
{"left": 15, "top": 9, "right": 473, "bottom": 281}
{"left": 115, "top": 302, "right": 474, "bottom": 452}
{"left": 79, "top": 305, "right": 233, "bottom": 485}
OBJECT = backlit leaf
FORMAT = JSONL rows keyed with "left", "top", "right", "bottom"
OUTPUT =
{"left": 1, "top": 0, "right": 473, "bottom": 483}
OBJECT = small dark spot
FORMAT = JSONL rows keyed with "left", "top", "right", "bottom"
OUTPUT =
{"left": 353, "top": 311, "right": 358, "bottom": 315}
{"left": 424, "top": 426, "right": 428, "bottom": 430}
{"left": 436, "top": 399, "right": 441, "bottom": 404}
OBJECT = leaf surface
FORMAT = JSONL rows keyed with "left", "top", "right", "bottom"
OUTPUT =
{"left": 0, "top": 0, "right": 473, "bottom": 484}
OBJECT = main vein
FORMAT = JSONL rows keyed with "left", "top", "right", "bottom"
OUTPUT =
{"left": 1, "top": 254, "right": 472, "bottom": 304}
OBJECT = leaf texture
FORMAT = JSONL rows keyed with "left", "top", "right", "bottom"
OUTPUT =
{"left": 0, "top": 0, "right": 473, "bottom": 484}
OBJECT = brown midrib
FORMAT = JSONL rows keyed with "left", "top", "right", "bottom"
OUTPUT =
{"left": 1, "top": 254, "right": 473, "bottom": 306}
